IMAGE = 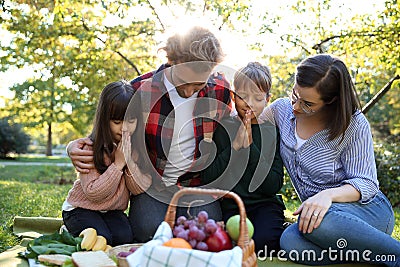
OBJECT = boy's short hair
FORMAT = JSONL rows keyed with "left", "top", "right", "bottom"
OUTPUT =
{"left": 233, "top": 62, "right": 272, "bottom": 94}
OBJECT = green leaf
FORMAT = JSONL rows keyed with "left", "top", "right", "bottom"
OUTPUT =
{"left": 60, "top": 230, "right": 79, "bottom": 246}
{"left": 62, "top": 258, "right": 75, "bottom": 267}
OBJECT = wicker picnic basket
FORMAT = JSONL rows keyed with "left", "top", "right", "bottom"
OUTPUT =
{"left": 164, "top": 187, "right": 257, "bottom": 267}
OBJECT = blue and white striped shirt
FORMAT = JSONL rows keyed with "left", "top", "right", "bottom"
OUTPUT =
{"left": 264, "top": 98, "right": 379, "bottom": 203}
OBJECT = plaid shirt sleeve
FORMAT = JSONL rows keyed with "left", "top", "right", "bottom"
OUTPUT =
{"left": 195, "top": 72, "right": 232, "bottom": 144}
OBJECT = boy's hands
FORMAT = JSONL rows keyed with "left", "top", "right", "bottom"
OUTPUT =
{"left": 245, "top": 111, "right": 253, "bottom": 146}
{"left": 67, "top": 137, "right": 94, "bottom": 173}
{"left": 233, "top": 110, "right": 252, "bottom": 151}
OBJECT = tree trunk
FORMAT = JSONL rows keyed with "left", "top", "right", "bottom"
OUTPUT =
{"left": 46, "top": 78, "right": 55, "bottom": 156}
{"left": 46, "top": 122, "right": 52, "bottom": 156}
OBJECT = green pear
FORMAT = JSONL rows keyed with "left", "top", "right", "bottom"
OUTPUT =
{"left": 226, "top": 215, "right": 254, "bottom": 242}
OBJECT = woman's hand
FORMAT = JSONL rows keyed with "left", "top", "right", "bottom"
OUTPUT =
{"left": 67, "top": 137, "right": 94, "bottom": 173}
{"left": 293, "top": 190, "right": 332, "bottom": 234}
{"left": 293, "top": 185, "right": 361, "bottom": 234}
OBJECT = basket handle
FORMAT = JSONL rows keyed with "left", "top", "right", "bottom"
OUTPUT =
{"left": 164, "top": 187, "right": 250, "bottom": 249}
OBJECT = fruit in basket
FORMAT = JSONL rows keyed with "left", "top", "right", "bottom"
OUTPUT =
{"left": 176, "top": 216, "right": 187, "bottom": 225}
{"left": 118, "top": 251, "right": 133, "bottom": 258}
{"left": 79, "top": 228, "right": 97, "bottom": 250}
{"left": 163, "top": 238, "right": 192, "bottom": 249}
{"left": 226, "top": 215, "right": 254, "bottom": 242}
{"left": 205, "top": 226, "right": 233, "bottom": 252}
{"left": 129, "top": 246, "right": 138, "bottom": 253}
{"left": 175, "top": 229, "right": 189, "bottom": 240}
{"left": 172, "top": 210, "right": 233, "bottom": 252}
{"left": 197, "top": 211, "right": 208, "bottom": 223}
{"left": 116, "top": 246, "right": 139, "bottom": 258}
{"left": 205, "top": 219, "right": 218, "bottom": 235}
{"left": 173, "top": 212, "right": 210, "bottom": 246}
{"left": 195, "top": 241, "right": 208, "bottom": 251}
{"left": 188, "top": 239, "right": 197, "bottom": 248}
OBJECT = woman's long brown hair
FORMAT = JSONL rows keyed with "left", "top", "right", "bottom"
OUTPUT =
{"left": 295, "top": 54, "right": 361, "bottom": 141}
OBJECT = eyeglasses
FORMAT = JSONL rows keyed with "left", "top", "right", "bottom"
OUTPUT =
{"left": 287, "top": 89, "right": 316, "bottom": 114}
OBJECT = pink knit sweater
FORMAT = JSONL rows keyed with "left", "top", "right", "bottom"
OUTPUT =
{"left": 66, "top": 145, "right": 151, "bottom": 211}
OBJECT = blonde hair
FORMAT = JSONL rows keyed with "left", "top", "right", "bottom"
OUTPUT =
{"left": 161, "top": 26, "right": 224, "bottom": 72}
{"left": 233, "top": 62, "right": 272, "bottom": 94}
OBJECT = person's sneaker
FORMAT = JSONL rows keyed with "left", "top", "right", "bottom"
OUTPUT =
{"left": 59, "top": 224, "right": 69, "bottom": 234}
{"left": 283, "top": 222, "right": 293, "bottom": 229}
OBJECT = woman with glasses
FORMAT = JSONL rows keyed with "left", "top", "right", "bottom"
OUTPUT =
{"left": 262, "top": 54, "right": 400, "bottom": 266}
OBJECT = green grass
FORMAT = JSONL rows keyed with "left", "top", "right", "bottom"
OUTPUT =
{"left": 0, "top": 155, "right": 70, "bottom": 163}
{"left": 0, "top": 180, "right": 71, "bottom": 252}
{"left": 0, "top": 165, "right": 76, "bottom": 183}
{"left": 0, "top": 156, "right": 75, "bottom": 252}
{"left": 0, "top": 157, "right": 399, "bottom": 254}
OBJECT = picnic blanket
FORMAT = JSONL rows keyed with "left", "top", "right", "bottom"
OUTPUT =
{"left": 12, "top": 216, "right": 64, "bottom": 238}
{"left": 0, "top": 216, "right": 380, "bottom": 267}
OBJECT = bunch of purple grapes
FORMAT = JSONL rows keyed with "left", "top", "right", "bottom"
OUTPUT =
{"left": 173, "top": 210, "right": 218, "bottom": 251}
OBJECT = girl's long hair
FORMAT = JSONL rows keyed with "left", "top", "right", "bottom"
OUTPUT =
{"left": 90, "top": 80, "right": 139, "bottom": 174}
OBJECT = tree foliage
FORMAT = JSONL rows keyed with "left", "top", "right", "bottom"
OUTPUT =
{"left": 263, "top": 0, "right": 400, "bottom": 134}
{"left": 375, "top": 138, "right": 400, "bottom": 207}
{"left": 319, "top": 1, "right": 400, "bottom": 135}
{"left": 0, "top": 0, "right": 251, "bottom": 152}
{"left": 0, "top": 117, "right": 30, "bottom": 158}
{"left": 0, "top": 0, "right": 159, "bottom": 154}
{"left": 1, "top": 0, "right": 399, "bottom": 146}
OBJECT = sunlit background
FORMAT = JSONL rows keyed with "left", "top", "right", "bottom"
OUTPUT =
{"left": 0, "top": 0, "right": 384, "bottom": 103}
{"left": 1, "top": 0, "right": 398, "bottom": 151}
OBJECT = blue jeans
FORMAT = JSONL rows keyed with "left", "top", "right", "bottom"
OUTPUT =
{"left": 129, "top": 191, "right": 222, "bottom": 242}
{"left": 280, "top": 191, "right": 400, "bottom": 266}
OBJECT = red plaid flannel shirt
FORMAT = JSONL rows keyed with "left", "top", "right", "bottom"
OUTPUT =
{"left": 130, "top": 64, "right": 232, "bottom": 186}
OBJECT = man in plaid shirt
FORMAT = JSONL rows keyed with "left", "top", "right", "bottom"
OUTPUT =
{"left": 130, "top": 64, "right": 231, "bottom": 187}
{"left": 67, "top": 26, "right": 232, "bottom": 242}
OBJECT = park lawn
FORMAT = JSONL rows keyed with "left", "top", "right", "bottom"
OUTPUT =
{"left": 0, "top": 157, "right": 399, "bottom": 254}
{"left": 0, "top": 155, "right": 71, "bottom": 163}
{"left": 0, "top": 180, "right": 71, "bottom": 252}
{"left": 0, "top": 164, "right": 76, "bottom": 183}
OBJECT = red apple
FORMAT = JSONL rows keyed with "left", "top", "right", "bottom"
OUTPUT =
{"left": 205, "top": 226, "right": 233, "bottom": 252}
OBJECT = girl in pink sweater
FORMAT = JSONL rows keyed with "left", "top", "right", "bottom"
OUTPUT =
{"left": 62, "top": 80, "right": 151, "bottom": 246}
